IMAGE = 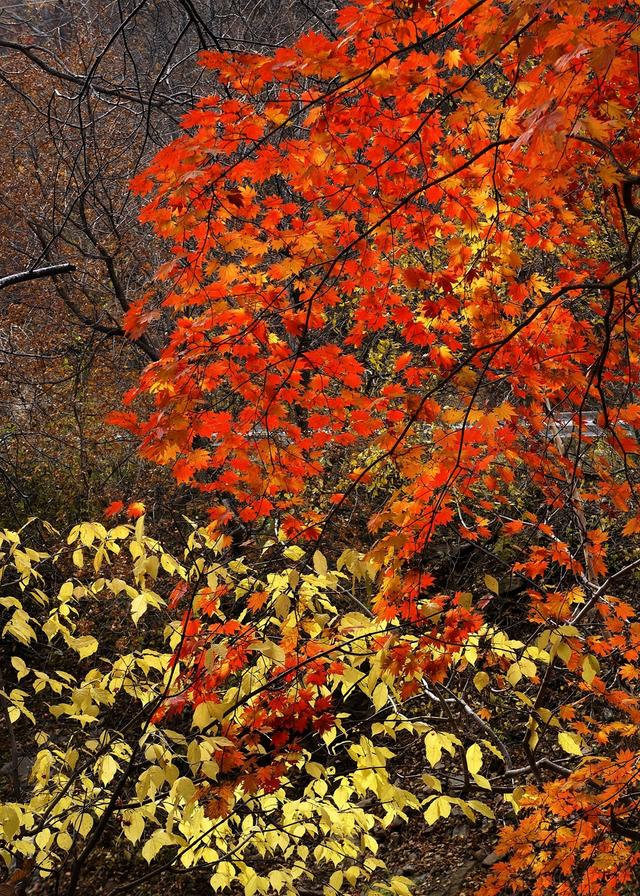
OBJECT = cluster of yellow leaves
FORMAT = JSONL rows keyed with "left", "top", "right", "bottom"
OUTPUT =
{"left": 0, "top": 519, "right": 503, "bottom": 896}
{"left": 3, "top": 515, "right": 637, "bottom": 896}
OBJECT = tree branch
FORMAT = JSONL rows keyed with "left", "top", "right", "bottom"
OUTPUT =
{"left": 0, "top": 263, "right": 76, "bottom": 291}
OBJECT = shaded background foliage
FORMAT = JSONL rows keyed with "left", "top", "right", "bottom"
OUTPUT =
{"left": 0, "top": 0, "right": 338, "bottom": 526}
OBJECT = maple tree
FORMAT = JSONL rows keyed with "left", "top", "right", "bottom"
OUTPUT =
{"left": 114, "top": 0, "right": 640, "bottom": 890}
{"left": 7, "top": 0, "right": 640, "bottom": 894}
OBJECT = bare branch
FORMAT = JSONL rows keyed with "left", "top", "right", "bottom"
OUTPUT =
{"left": 0, "top": 263, "right": 76, "bottom": 290}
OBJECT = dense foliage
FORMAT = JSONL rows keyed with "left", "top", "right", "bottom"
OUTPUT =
{"left": 6, "top": 0, "right": 640, "bottom": 894}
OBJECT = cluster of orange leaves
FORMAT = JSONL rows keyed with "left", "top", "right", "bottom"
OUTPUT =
{"left": 111, "top": 0, "right": 640, "bottom": 891}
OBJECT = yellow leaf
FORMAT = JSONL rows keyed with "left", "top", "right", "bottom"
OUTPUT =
{"left": 345, "top": 867, "right": 361, "bottom": 886}
{"left": 425, "top": 731, "right": 442, "bottom": 767}
{"left": 444, "top": 48, "right": 462, "bottom": 69}
{"left": 313, "top": 550, "right": 328, "bottom": 576}
{"left": 506, "top": 663, "right": 522, "bottom": 686}
{"left": 582, "top": 654, "right": 600, "bottom": 685}
{"left": 466, "top": 743, "right": 482, "bottom": 776}
{"left": 467, "top": 799, "right": 495, "bottom": 819}
{"left": 255, "top": 640, "right": 285, "bottom": 664}
{"left": 421, "top": 773, "right": 442, "bottom": 792}
{"left": 244, "top": 869, "right": 259, "bottom": 896}
{"left": 36, "top": 829, "right": 52, "bottom": 850}
{"left": 141, "top": 830, "right": 172, "bottom": 863}
{"left": 11, "top": 656, "right": 29, "bottom": 681}
{"left": 484, "top": 574, "right": 499, "bottom": 595}
{"left": 122, "top": 810, "right": 145, "bottom": 844}
{"left": 56, "top": 830, "right": 74, "bottom": 851}
{"left": 210, "top": 862, "right": 237, "bottom": 891}
{"left": 192, "top": 702, "right": 212, "bottom": 730}
{"left": 283, "top": 545, "right": 304, "bottom": 562}
{"left": 599, "top": 164, "right": 624, "bottom": 188}
{"left": 131, "top": 593, "right": 148, "bottom": 624}
{"left": 74, "top": 812, "right": 93, "bottom": 838}
{"left": 471, "top": 773, "right": 492, "bottom": 789}
{"left": 1, "top": 806, "right": 21, "bottom": 840}
{"left": 390, "top": 877, "right": 413, "bottom": 896}
{"left": 372, "top": 682, "right": 388, "bottom": 712}
{"left": 59, "top": 581, "right": 74, "bottom": 601}
{"left": 558, "top": 731, "right": 582, "bottom": 756}
{"left": 519, "top": 657, "right": 537, "bottom": 679}
{"left": 424, "top": 796, "right": 451, "bottom": 825}
{"left": 99, "top": 754, "right": 119, "bottom": 785}
{"left": 73, "top": 635, "right": 99, "bottom": 659}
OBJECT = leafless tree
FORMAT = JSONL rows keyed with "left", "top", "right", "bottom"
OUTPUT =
{"left": 0, "top": 0, "right": 338, "bottom": 523}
